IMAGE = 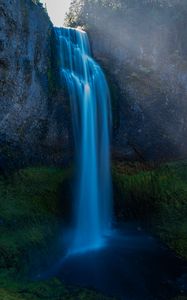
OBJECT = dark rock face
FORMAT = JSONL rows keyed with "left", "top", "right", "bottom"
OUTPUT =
{"left": 0, "top": 0, "right": 71, "bottom": 171}
{"left": 88, "top": 2, "right": 187, "bottom": 161}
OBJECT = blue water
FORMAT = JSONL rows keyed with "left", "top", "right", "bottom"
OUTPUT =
{"left": 58, "top": 224, "right": 187, "bottom": 300}
{"left": 55, "top": 27, "right": 112, "bottom": 253}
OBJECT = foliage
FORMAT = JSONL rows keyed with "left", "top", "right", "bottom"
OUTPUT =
{"left": 65, "top": 0, "right": 187, "bottom": 28}
{"left": 113, "top": 161, "right": 187, "bottom": 260}
{"left": 65, "top": 0, "right": 121, "bottom": 28}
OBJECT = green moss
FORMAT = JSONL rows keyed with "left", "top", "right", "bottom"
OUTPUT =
{"left": 0, "top": 274, "right": 114, "bottom": 300}
{"left": 0, "top": 167, "right": 71, "bottom": 270}
{"left": 0, "top": 289, "right": 25, "bottom": 300}
{"left": 0, "top": 269, "right": 114, "bottom": 300}
{"left": 113, "top": 161, "right": 187, "bottom": 260}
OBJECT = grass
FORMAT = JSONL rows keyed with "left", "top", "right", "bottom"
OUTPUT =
{"left": 113, "top": 160, "right": 187, "bottom": 260}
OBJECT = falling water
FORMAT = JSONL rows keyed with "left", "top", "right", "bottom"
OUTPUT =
{"left": 55, "top": 27, "right": 112, "bottom": 253}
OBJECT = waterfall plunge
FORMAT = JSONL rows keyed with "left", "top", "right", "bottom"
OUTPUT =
{"left": 55, "top": 27, "right": 112, "bottom": 253}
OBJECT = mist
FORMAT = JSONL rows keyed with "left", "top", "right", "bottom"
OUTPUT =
{"left": 66, "top": 0, "right": 187, "bottom": 159}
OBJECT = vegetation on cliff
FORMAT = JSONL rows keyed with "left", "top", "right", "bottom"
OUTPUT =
{"left": 65, "top": 0, "right": 187, "bottom": 30}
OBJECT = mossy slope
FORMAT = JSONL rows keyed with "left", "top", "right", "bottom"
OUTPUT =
{"left": 0, "top": 167, "right": 70, "bottom": 272}
{"left": 0, "top": 277, "right": 113, "bottom": 300}
{"left": 113, "top": 161, "right": 187, "bottom": 260}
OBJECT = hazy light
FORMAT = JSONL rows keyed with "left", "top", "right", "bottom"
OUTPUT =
{"left": 40, "top": 0, "right": 71, "bottom": 27}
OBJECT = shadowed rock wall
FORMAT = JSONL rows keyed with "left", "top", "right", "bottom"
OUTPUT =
{"left": 0, "top": 0, "right": 71, "bottom": 171}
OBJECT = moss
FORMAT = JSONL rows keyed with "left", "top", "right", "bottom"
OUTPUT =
{"left": 0, "top": 289, "right": 25, "bottom": 300}
{"left": 0, "top": 274, "right": 114, "bottom": 300}
{"left": 0, "top": 270, "right": 114, "bottom": 299}
{"left": 0, "top": 167, "right": 71, "bottom": 270}
{"left": 113, "top": 160, "right": 187, "bottom": 260}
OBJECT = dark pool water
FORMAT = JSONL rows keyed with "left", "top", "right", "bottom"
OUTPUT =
{"left": 57, "top": 223, "right": 187, "bottom": 300}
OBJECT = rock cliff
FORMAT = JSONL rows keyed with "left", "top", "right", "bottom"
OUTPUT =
{"left": 0, "top": 0, "right": 71, "bottom": 171}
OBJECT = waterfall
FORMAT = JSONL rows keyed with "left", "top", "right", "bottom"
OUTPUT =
{"left": 55, "top": 27, "right": 112, "bottom": 253}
